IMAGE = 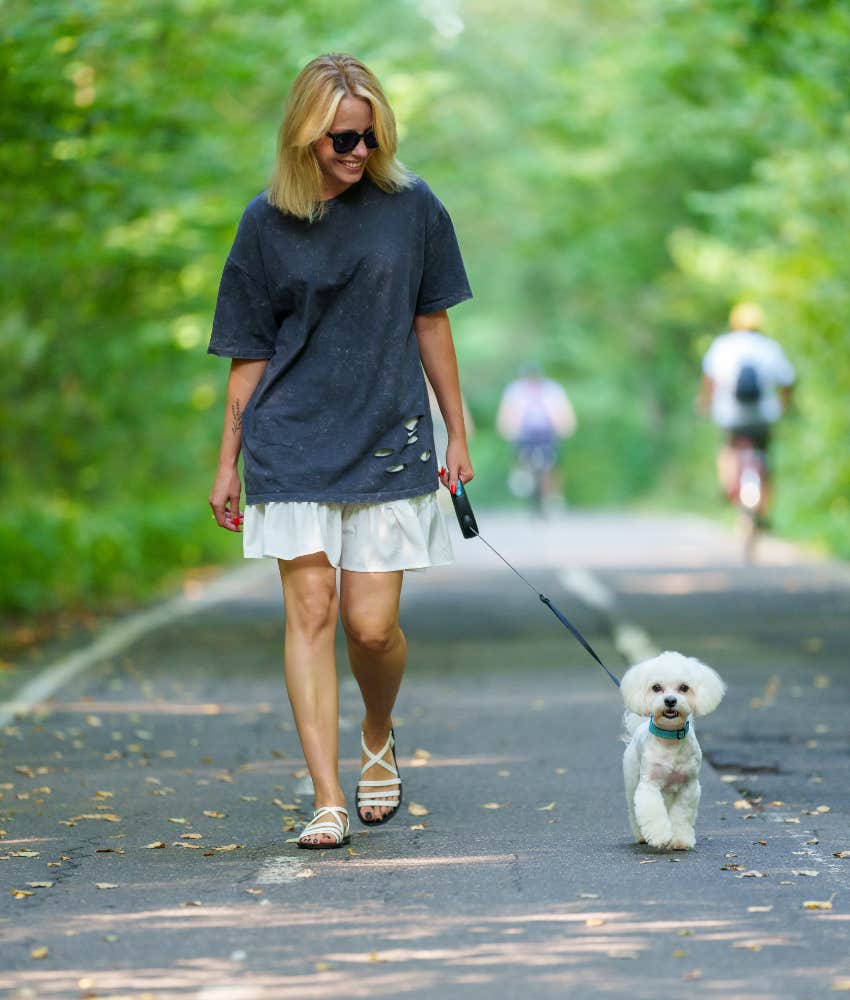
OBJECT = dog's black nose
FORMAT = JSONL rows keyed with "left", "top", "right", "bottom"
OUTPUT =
{"left": 664, "top": 696, "right": 678, "bottom": 708}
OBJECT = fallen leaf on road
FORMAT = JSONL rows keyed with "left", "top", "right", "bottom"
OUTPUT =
{"left": 173, "top": 842, "right": 203, "bottom": 849}
{"left": 68, "top": 813, "right": 122, "bottom": 823}
{"left": 585, "top": 917, "right": 605, "bottom": 927}
{"left": 211, "top": 844, "right": 244, "bottom": 852}
{"left": 272, "top": 802, "right": 298, "bottom": 812}
{"left": 747, "top": 905, "right": 773, "bottom": 912}
{"left": 409, "top": 823, "right": 427, "bottom": 830}
{"left": 792, "top": 870, "right": 818, "bottom": 877}
{"left": 816, "top": 805, "right": 831, "bottom": 813}
{"left": 538, "top": 802, "right": 556, "bottom": 811}
{"left": 682, "top": 969, "right": 702, "bottom": 982}
{"left": 578, "top": 893, "right": 599, "bottom": 899}
{"left": 182, "top": 900, "right": 202, "bottom": 906}
{"left": 95, "top": 883, "right": 118, "bottom": 889}
{"left": 30, "top": 946, "right": 48, "bottom": 959}
{"left": 734, "top": 800, "right": 752, "bottom": 810}
{"left": 833, "top": 851, "right": 850, "bottom": 859}
{"left": 480, "top": 803, "right": 501, "bottom": 810}
{"left": 640, "top": 860, "right": 659, "bottom": 865}
{"left": 408, "top": 803, "right": 430, "bottom": 816}
{"left": 27, "top": 882, "right": 53, "bottom": 888}
{"left": 203, "top": 810, "right": 227, "bottom": 818}
{"left": 733, "top": 941, "right": 763, "bottom": 952}
{"left": 736, "top": 870, "right": 767, "bottom": 878}
{"left": 143, "top": 841, "right": 166, "bottom": 849}
{"left": 803, "top": 896, "right": 835, "bottom": 910}
{"left": 295, "top": 868, "right": 315, "bottom": 879}
{"left": 10, "top": 850, "right": 40, "bottom": 858}
{"left": 168, "top": 818, "right": 189, "bottom": 825}
{"left": 11, "top": 890, "right": 34, "bottom": 898}
{"left": 245, "top": 889, "right": 263, "bottom": 895}
{"left": 181, "top": 833, "right": 204, "bottom": 840}
{"left": 784, "top": 818, "right": 800, "bottom": 824}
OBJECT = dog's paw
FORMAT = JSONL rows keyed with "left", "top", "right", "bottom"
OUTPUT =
{"left": 669, "top": 831, "right": 696, "bottom": 851}
{"left": 643, "top": 824, "right": 673, "bottom": 849}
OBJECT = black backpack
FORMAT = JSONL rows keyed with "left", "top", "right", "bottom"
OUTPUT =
{"left": 734, "top": 362, "right": 762, "bottom": 403}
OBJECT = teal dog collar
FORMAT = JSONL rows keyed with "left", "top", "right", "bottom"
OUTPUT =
{"left": 649, "top": 718, "right": 690, "bottom": 740}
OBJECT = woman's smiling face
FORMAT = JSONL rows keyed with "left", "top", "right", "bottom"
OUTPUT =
{"left": 315, "top": 94, "right": 375, "bottom": 200}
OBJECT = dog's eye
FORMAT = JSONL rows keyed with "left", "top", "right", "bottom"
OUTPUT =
{"left": 679, "top": 684, "right": 689, "bottom": 692}
{"left": 651, "top": 684, "right": 662, "bottom": 693}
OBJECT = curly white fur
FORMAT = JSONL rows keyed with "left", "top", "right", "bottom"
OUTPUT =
{"left": 621, "top": 651, "right": 725, "bottom": 850}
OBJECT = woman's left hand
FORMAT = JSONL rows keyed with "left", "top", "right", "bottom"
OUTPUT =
{"left": 439, "top": 439, "right": 474, "bottom": 495}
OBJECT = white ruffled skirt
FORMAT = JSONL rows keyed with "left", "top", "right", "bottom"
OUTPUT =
{"left": 242, "top": 491, "right": 453, "bottom": 572}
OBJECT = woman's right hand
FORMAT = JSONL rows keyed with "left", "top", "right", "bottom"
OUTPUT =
{"left": 209, "top": 464, "right": 243, "bottom": 532}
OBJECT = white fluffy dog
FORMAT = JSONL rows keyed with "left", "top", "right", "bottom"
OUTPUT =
{"left": 621, "top": 651, "right": 725, "bottom": 850}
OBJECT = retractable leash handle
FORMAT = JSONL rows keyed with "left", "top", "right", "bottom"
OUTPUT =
{"left": 450, "top": 478, "right": 479, "bottom": 538}
{"left": 449, "top": 480, "right": 620, "bottom": 689}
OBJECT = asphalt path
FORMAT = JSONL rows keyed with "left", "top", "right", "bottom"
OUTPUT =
{"left": 1, "top": 510, "right": 849, "bottom": 999}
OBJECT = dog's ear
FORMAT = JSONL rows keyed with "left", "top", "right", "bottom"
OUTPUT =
{"left": 620, "top": 661, "right": 651, "bottom": 715}
{"left": 689, "top": 658, "right": 726, "bottom": 716}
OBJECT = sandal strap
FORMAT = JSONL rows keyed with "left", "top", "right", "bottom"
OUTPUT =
{"left": 300, "top": 806, "right": 349, "bottom": 842}
{"left": 359, "top": 730, "right": 398, "bottom": 779}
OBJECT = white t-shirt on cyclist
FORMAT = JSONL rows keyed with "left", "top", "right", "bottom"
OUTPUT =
{"left": 702, "top": 329, "right": 795, "bottom": 429}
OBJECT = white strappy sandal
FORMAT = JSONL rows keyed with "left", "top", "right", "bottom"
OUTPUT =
{"left": 297, "top": 806, "right": 350, "bottom": 849}
{"left": 356, "top": 728, "right": 402, "bottom": 826}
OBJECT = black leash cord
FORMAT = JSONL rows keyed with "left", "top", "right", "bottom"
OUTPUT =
{"left": 449, "top": 481, "right": 620, "bottom": 688}
{"left": 469, "top": 525, "right": 621, "bottom": 689}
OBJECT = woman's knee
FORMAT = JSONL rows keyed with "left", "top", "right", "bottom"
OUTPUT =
{"left": 285, "top": 586, "right": 338, "bottom": 642}
{"left": 341, "top": 613, "right": 400, "bottom": 654}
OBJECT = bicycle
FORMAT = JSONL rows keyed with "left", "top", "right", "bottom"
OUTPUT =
{"left": 730, "top": 435, "right": 767, "bottom": 563}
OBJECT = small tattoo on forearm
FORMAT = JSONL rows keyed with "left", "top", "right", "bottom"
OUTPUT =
{"left": 231, "top": 400, "right": 243, "bottom": 435}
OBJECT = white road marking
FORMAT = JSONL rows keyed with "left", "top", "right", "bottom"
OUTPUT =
{"left": 557, "top": 568, "right": 659, "bottom": 666}
{"left": 0, "top": 563, "right": 271, "bottom": 727}
{"left": 256, "top": 857, "right": 309, "bottom": 883}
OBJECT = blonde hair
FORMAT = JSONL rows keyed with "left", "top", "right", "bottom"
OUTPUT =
{"left": 729, "top": 302, "right": 764, "bottom": 331}
{"left": 267, "top": 53, "right": 413, "bottom": 222}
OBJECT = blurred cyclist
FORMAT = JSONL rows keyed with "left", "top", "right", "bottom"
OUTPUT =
{"left": 700, "top": 302, "right": 795, "bottom": 516}
{"left": 497, "top": 362, "right": 577, "bottom": 510}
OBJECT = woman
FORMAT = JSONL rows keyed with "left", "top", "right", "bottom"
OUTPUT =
{"left": 207, "top": 54, "right": 473, "bottom": 849}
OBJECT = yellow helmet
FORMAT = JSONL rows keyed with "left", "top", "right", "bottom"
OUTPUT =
{"left": 729, "top": 302, "right": 764, "bottom": 331}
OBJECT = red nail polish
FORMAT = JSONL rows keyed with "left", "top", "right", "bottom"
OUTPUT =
{"left": 451, "top": 483, "right": 456, "bottom": 495}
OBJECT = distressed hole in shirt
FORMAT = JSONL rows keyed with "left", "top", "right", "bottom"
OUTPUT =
{"left": 405, "top": 435, "right": 419, "bottom": 446}
{"left": 373, "top": 448, "right": 394, "bottom": 457}
{"left": 386, "top": 464, "right": 405, "bottom": 474}
{"left": 404, "top": 417, "right": 420, "bottom": 432}
{"left": 420, "top": 450, "right": 431, "bottom": 462}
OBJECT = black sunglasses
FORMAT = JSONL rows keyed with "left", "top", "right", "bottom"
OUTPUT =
{"left": 325, "top": 128, "right": 379, "bottom": 155}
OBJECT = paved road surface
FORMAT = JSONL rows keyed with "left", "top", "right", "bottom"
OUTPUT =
{"left": 1, "top": 511, "right": 849, "bottom": 999}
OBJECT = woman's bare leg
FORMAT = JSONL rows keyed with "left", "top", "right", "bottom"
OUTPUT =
{"left": 340, "top": 569, "right": 405, "bottom": 821}
{"left": 278, "top": 553, "right": 345, "bottom": 846}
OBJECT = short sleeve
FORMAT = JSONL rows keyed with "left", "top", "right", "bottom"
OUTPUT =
{"left": 769, "top": 343, "right": 795, "bottom": 386}
{"left": 415, "top": 189, "right": 473, "bottom": 315}
{"left": 208, "top": 207, "right": 278, "bottom": 359}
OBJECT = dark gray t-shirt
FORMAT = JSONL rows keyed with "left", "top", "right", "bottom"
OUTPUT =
{"left": 208, "top": 175, "right": 472, "bottom": 504}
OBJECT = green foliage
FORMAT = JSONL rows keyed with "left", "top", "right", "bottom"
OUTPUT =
{"left": 2, "top": 0, "right": 849, "bottom": 617}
